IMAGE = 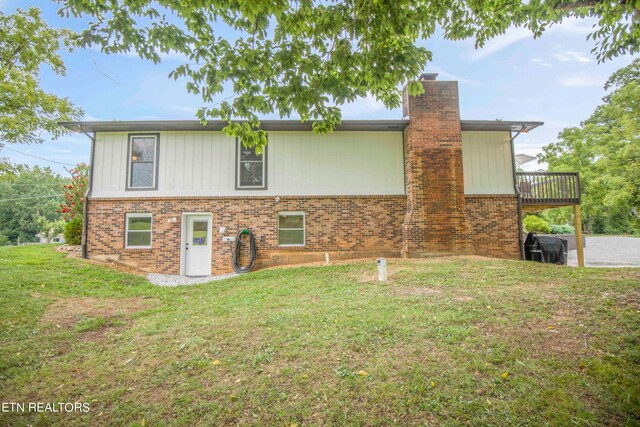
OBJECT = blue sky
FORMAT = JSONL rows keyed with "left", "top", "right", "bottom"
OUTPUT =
{"left": 1, "top": 1, "right": 635, "bottom": 175}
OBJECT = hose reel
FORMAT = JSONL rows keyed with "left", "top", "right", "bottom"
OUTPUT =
{"left": 232, "top": 228, "right": 257, "bottom": 273}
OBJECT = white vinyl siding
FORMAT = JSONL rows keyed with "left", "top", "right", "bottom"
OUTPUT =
{"left": 462, "top": 131, "right": 515, "bottom": 195}
{"left": 91, "top": 131, "right": 405, "bottom": 197}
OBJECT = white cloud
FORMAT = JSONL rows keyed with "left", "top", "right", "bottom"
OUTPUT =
{"left": 531, "top": 58, "right": 553, "bottom": 67}
{"left": 553, "top": 53, "right": 570, "bottom": 62}
{"left": 467, "top": 17, "right": 597, "bottom": 62}
{"left": 547, "top": 16, "right": 595, "bottom": 37}
{"left": 552, "top": 51, "right": 591, "bottom": 63}
{"left": 469, "top": 28, "right": 532, "bottom": 61}
{"left": 558, "top": 72, "right": 602, "bottom": 87}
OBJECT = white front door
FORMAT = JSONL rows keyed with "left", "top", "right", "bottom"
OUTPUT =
{"left": 184, "top": 214, "right": 212, "bottom": 277}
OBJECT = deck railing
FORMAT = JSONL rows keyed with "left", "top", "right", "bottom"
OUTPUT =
{"left": 516, "top": 172, "right": 581, "bottom": 206}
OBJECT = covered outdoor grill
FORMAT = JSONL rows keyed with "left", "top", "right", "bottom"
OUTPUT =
{"left": 524, "top": 232, "right": 568, "bottom": 265}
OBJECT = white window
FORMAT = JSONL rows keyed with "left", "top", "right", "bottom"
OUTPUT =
{"left": 236, "top": 141, "right": 266, "bottom": 189}
{"left": 278, "top": 212, "right": 305, "bottom": 246}
{"left": 127, "top": 134, "right": 158, "bottom": 189}
{"left": 125, "top": 214, "right": 152, "bottom": 248}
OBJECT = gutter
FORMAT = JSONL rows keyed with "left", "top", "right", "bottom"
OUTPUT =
{"left": 81, "top": 130, "right": 96, "bottom": 259}
{"left": 510, "top": 129, "right": 525, "bottom": 260}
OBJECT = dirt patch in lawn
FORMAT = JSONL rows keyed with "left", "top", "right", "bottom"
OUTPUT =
{"left": 77, "top": 324, "right": 125, "bottom": 343}
{"left": 616, "top": 289, "right": 640, "bottom": 309}
{"left": 478, "top": 304, "right": 593, "bottom": 358}
{"left": 41, "top": 297, "right": 156, "bottom": 328}
{"left": 478, "top": 322, "right": 587, "bottom": 357}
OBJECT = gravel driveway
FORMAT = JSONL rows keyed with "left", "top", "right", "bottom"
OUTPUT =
{"left": 568, "top": 236, "right": 640, "bottom": 267}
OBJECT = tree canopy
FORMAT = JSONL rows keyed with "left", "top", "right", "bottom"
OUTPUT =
{"left": 58, "top": 0, "right": 640, "bottom": 150}
{"left": 539, "top": 58, "right": 640, "bottom": 234}
{"left": 0, "top": 7, "right": 82, "bottom": 147}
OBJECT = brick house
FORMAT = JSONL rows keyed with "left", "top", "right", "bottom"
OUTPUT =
{"left": 62, "top": 74, "right": 582, "bottom": 276}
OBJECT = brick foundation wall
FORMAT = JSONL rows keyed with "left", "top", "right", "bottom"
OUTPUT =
{"left": 464, "top": 195, "right": 521, "bottom": 259}
{"left": 401, "top": 78, "right": 470, "bottom": 256}
{"left": 86, "top": 196, "right": 406, "bottom": 275}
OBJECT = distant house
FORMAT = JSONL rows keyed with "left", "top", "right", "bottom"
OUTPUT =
{"left": 61, "top": 73, "right": 582, "bottom": 276}
{"left": 36, "top": 233, "right": 65, "bottom": 244}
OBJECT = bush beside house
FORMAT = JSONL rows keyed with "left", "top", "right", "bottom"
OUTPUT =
{"left": 64, "top": 217, "right": 82, "bottom": 245}
{"left": 523, "top": 215, "right": 552, "bottom": 234}
{"left": 524, "top": 215, "right": 577, "bottom": 235}
{"left": 550, "top": 224, "right": 575, "bottom": 234}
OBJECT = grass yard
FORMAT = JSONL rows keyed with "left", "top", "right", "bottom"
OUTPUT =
{"left": 1, "top": 246, "right": 639, "bottom": 426}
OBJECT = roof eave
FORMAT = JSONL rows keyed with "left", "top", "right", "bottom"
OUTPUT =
{"left": 460, "top": 120, "right": 544, "bottom": 132}
{"left": 59, "top": 120, "right": 410, "bottom": 133}
{"left": 60, "top": 119, "right": 543, "bottom": 133}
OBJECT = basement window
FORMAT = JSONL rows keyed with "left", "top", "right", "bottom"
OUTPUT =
{"left": 278, "top": 212, "right": 305, "bottom": 246}
{"left": 125, "top": 213, "right": 152, "bottom": 248}
{"left": 236, "top": 140, "right": 266, "bottom": 189}
{"left": 127, "top": 134, "right": 159, "bottom": 190}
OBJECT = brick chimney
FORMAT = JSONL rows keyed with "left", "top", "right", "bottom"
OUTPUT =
{"left": 401, "top": 74, "right": 470, "bottom": 257}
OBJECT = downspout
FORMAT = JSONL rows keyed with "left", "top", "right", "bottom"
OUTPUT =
{"left": 81, "top": 130, "right": 96, "bottom": 259}
{"left": 510, "top": 129, "right": 525, "bottom": 260}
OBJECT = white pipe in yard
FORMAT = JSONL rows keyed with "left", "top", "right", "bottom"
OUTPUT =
{"left": 377, "top": 258, "right": 387, "bottom": 281}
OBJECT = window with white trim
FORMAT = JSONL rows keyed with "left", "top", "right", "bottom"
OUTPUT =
{"left": 125, "top": 214, "right": 152, "bottom": 248}
{"left": 128, "top": 134, "right": 158, "bottom": 189}
{"left": 278, "top": 212, "right": 305, "bottom": 246}
{"left": 237, "top": 141, "right": 266, "bottom": 189}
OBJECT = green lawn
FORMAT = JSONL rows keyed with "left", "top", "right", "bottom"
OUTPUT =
{"left": 1, "top": 246, "right": 639, "bottom": 426}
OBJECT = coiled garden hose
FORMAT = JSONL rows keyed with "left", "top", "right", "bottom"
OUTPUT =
{"left": 232, "top": 229, "right": 257, "bottom": 273}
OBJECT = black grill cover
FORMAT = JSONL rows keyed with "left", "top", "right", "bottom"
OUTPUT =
{"left": 524, "top": 232, "right": 568, "bottom": 265}
{"left": 535, "top": 236, "right": 567, "bottom": 265}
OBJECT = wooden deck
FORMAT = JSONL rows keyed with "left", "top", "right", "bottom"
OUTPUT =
{"left": 516, "top": 172, "right": 580, "bottom": 210}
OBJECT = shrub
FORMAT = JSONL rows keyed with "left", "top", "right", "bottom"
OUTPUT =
{"left": 550, "top": 224, "right": 575, "bottom": 234}
{"left": 523, "top": 215, "right": 551, "bottom": 234}
{"left": 64, "top": 217, "right": 83, "bottom": 245}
